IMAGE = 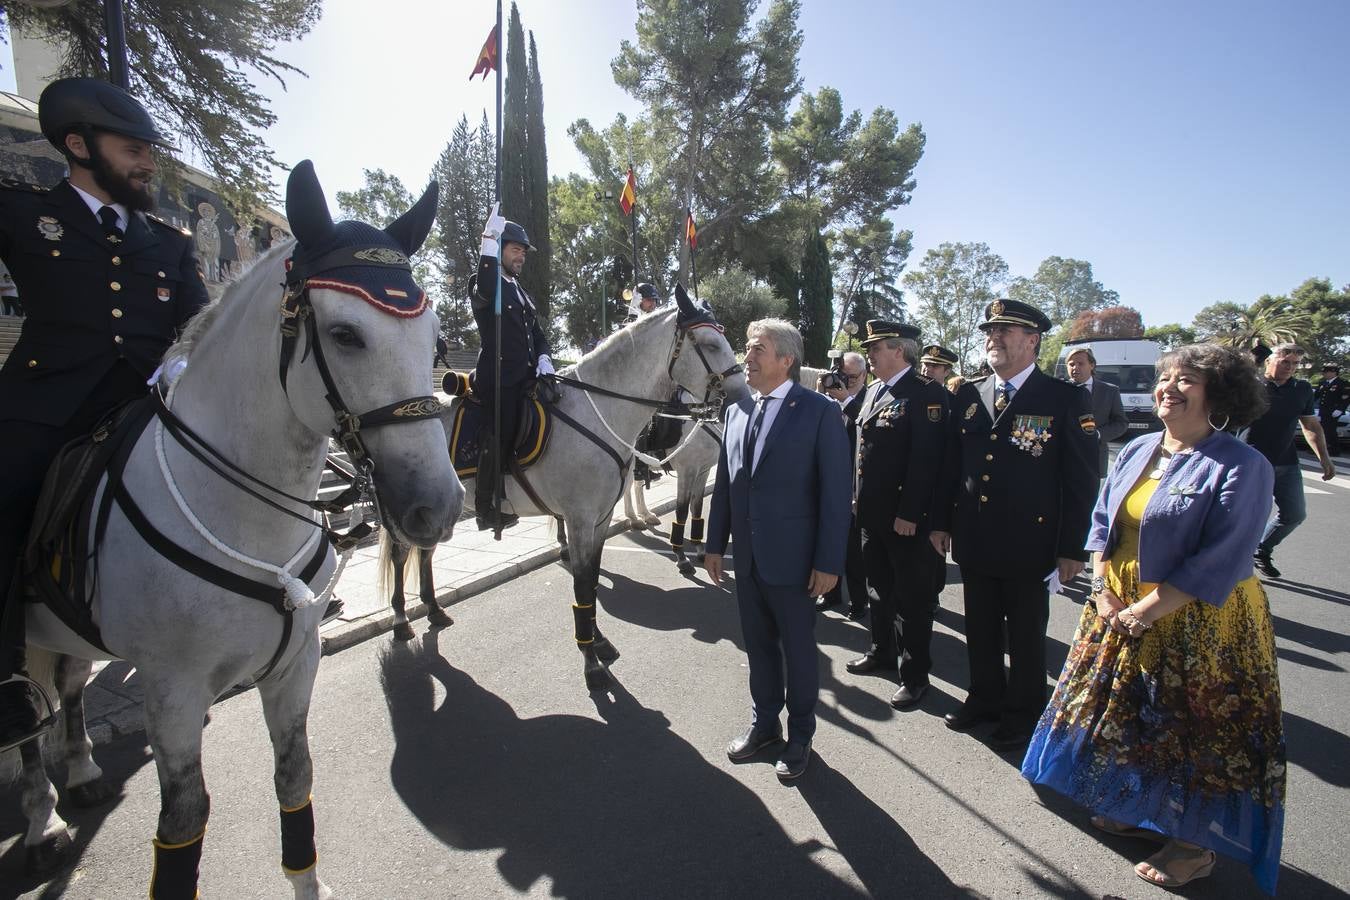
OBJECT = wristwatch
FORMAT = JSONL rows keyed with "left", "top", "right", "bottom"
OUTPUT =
{"left": 1090, "top": 575, "right": 1105, "bottom": 597}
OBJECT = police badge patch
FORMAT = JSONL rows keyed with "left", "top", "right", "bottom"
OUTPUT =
{"left": 37, "top": 216, "right": 63, "bottom": 241}
{"left": 964, "top": 403, "right": 978, "bottom": 420}
{"left": 1079, "top": 413, "right": 1097, "bottom": 434}
{"left": 927, "top": 404, "right": 942, "bottom": 422}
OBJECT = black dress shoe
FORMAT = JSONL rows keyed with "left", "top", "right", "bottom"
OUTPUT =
{"left": 845, "top": 653, "right": 898, "bottom": 675}
{"left": 944, "top": 704, "right": 999, "bottom": 732}
{"left": 890, "top": 683, "right": 928, "bottom": 710}
{"left": 476, "top": 511, "right": 520, "bottom": 532}
{"left": 775, "top": 740, "right": 812, "bottom": 780}
{"left": 988, "top": 724, "right": 1033, "bottom": 753}
{"left": 726, "top": 724, "right": 783, "bottom": 761}
{"left": 814, "top": 596, "right": 840, "bottom": 612}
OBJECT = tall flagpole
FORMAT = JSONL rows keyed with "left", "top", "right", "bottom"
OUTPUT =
{"left": 629, "top": 165, "right": 640, "bottom": 286}
{"left": 492, "top": 0, "right": 505, "bottom": 540}
{"left": 687, "top": 209, "right": 700, "bottom": 300}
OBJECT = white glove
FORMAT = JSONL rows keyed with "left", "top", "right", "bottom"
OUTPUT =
{"left": 479, "top": 202, "right": 506, "bottom": 258}
{"left": 536, "top": 355, "right": 555, "bottom": 377}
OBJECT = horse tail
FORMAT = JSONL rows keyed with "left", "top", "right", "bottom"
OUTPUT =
{"left": 376, "top": 529, "right": 419, "bottom": 601}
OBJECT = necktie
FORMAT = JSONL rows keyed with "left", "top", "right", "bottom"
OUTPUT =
{"left": 995, "top": 382, "right": 1016, "bottom": 412}
{"left": 98, "top": 205, "right": 124, "bottom": 242}
{"left": 744, "top": 396, "right": 773, "bottom": 473}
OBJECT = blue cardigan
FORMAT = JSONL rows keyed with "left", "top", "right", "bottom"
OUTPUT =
{"left": 1087, "top": 430, "right": 1274, "bottom": 606}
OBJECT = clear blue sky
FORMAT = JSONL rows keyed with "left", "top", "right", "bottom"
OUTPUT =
{"left": 3, "top": 1, "right": 1345, "bottom": 328}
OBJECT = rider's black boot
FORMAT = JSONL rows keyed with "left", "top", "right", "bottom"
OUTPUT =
{"left": 475, "top": 440, "right": 518, "bottom": 532}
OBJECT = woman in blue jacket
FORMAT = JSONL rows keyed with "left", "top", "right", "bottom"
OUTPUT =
{"left": 1023, "top": 344, "right": 1285, "bottom": 893}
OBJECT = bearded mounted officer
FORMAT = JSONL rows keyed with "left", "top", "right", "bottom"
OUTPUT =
{"left": 0, "top": 78, "right": 210, "bottom": 747}
{"left": 622, "top": 281, "right": 661, "bottom": 325}
{"left": 470, "top": 203, "right": 553, "bottom": 531}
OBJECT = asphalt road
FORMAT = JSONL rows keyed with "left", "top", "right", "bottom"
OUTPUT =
{"left": 3, "top": 456, "right": 1348, "bottom": 899}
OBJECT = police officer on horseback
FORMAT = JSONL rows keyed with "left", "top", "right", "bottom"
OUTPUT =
{"left": 623, "top": 281, "right": 661, "bottom": 325}
{"left": 0, "top": 78, "right": 210, "bottom": 747}
{"left": 470, "top": 205, "right": 553, "bottom": 531}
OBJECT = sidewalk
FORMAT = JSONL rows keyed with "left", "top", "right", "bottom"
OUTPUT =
{"left": 78, "top": 476, "right": 693, "bottom": 747}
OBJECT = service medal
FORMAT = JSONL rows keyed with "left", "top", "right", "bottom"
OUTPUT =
{"left": 37, "top": 216, "right": 63, "bottom": 241}
{"left": 1010, "top": 414, "right": 1054, "bottom": 457}
{"left": 964, "top": 402, "right": 978, "bottom": 420}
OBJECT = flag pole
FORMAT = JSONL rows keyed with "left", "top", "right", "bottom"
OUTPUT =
{"left": 687, "top": 209, "right": 700, "bottom": 300}
{"left": 628, "top": 164, "right": 640, "bottom": 286}
{"left": 492, "top": 0, "right": 504, "bottom": 540}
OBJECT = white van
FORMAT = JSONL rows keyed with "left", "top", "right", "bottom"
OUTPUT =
{"left": 1055, "top": 338, "right": 1162, "bottom": 434}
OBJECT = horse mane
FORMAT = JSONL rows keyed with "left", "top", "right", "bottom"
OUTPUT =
{"left": 159, "top": 240, "right": 295, "bottom": 386}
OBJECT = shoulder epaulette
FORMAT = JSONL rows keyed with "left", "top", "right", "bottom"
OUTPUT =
{"left": 146, "top": 212, "right": 191, "bottom": 235}
{"left": 916, "top": 373, "right": 935, "bottom": 385}
{"left": 967, "top": 374, "right": 991, "bottom": 386}
{"left": 0, "top": 177, "right": 50, "bottom": 194}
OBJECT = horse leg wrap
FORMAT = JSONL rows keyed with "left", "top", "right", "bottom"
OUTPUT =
{"left": 149, "top": 829, "right": 205, "bottom": 899}
{"left": 690, "top": 517, "right": 705, "bottom": 544}
{"left": 670, "top": 519, "right": 686, "bottom": 550}
{"left": 572, "top": 604, "right": 595, "bottom": 645}
{"left": 280, "top": 797, "right": 317, "bottom": 875}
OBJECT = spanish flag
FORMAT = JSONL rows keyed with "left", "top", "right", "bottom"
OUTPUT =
{"left": 470, "top": 25, "right": 498, "bottom": 81}
{"left": 685, "top": 210, "right": 698, "bottom": 250}
{"left": 618, "top": 168, "right": 636, "bottom": 216}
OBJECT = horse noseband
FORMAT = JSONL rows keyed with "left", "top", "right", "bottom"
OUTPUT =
{"left": 668, "top": 322, "right": 741, "bottom": 421}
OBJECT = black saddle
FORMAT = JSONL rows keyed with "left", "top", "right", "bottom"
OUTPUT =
{"left": 442, "top": 370, "right": 553, "bottom": 478}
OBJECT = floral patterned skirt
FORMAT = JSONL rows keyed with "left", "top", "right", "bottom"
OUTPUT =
{"left": 1021, "top": 552, "right": 1286, "bottom": 893}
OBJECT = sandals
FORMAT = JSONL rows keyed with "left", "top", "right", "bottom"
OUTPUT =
{"left": 1090, "top": 814, "right": 1165, "bottom": 843}
{"left": 1135, "top": 841, "right": 1217, "bottom": 889}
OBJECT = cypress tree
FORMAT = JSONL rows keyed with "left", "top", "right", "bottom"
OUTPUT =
{"left": 799, "top": 228, "right": 834, "bottom": 365}
{"left": 523, "top": 31, "right": 551, "bottom": 321}
{"left": 501, "top": 3, "right": 529, "bottom": 237}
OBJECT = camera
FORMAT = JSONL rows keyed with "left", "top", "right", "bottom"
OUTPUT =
{"left": 819, "top": 349, "right": 850, "bottom": 391}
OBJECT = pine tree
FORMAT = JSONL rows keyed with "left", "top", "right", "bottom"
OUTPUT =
{"left": 523, "top": 31, "right": 552, "bottom": 321}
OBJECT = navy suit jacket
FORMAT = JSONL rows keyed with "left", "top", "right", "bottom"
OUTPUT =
{"left": 707, "top": 381, "right": 852, "bottom": 587}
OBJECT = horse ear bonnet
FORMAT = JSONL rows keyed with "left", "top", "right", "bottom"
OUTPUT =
{"left": 673, "top": 282, "right": 719, "bottom": 330}
{"left": 284, "top": 159, "right": 430, "bottom": 317}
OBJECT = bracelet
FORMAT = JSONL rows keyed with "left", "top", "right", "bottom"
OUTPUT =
{"left": 1127, "top": 604, "right": 1151, "bottom": 630}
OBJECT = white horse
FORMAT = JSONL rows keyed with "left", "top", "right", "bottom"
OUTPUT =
{"left": 382, "top": 288, "right": 746, "bottom": 687}
{"left": 15, "top": 160, "right": 461, "bottom": 899}
{"left": 621, "top": 416, "right": 722, "bottom": 575}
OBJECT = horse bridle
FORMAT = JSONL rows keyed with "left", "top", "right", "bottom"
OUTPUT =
{"left": 666, "top": 320, "right": 742, "bottom": 421}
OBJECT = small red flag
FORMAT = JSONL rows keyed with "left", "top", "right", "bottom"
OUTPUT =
{"left": 685, "top": 210, "right": 698, "bottom": 250}
{"left": 470, "top": 25, "right": 498, "bottom": 81}
{"left": 618, "top": 168, "right": 636, "bottom": 216}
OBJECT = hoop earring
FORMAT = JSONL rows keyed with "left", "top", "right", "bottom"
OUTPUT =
{"left": 1208, "top": 412, "right": 1230, "bottom": 432}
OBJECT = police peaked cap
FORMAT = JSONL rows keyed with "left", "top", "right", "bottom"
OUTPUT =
{"left": 978, "top": 298, "right": 1052, "bottom": 332}
{"left": 860, "top": 319, "right": 921, "bottom": 346}
{"left": 39, "top": 77, "right": 176, "bottom": 151}
{"left": 635, "top": 282, "right": 661, "bottom": 301}
{"left": 921, "top": 344, "right": 959, "bottom": 367}
{"left": 501, "top": 220, "right": 533, "bottom": 250}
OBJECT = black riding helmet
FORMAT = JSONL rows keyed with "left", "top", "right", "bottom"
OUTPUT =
{"left": 635, "top": 282, "right": 661, "bottom": 302}
{"left": 500, "top": 220, "right": 533, "bottom": 251}
{"left": 38, "top": 77, "right": 176, "bottom": 152}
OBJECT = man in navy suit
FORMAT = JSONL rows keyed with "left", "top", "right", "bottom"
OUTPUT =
{"left": 706, "top": 319, "right": 851, "bottom": 781}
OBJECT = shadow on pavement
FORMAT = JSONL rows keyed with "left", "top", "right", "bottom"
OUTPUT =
{"left": 378, "top": 632, "right": 972, "bottom": 897}
{"left": 1267, "top": 578, "right": 1350, "bottom": 607}
{"left": 1271, "top": 614, "right": 1350, "bottom": 655}
{"left": 1282, "top": 710, "right": 1350, "bottom": 789}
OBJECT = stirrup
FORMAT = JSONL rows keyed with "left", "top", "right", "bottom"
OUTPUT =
{"left": 0, "top": 674, "right": 59, "bottom": 753}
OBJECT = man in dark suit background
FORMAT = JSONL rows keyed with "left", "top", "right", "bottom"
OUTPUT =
{"left": 815, "top": 350, "right": 869, "bottom": 619}
{"left": 706, "top": 319, "right": 851, "bottom": 781}
{"left": 1064, "top": 346, "right": 1129, "bottom": 477}
{"left": 846, "top": 321, "right": 949, "bottom": 712}
{"left": 931, "top": 299, "right": 1097, "bottom": 753}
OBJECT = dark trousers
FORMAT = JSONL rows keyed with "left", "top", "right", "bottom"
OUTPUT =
{"left": 862, "top": 526, "right": 939, "bottom": 687}
{"left": 476, "top": 380, "right": 524, "bottom": 452}
{"left": 822, "top": 516, "right": 867, "bottom": 611}
{"left": 1, "top": 361, "right": 146, "bottom": 678}
{"left": 735, "top": 557, "right": 818, "bottom": 744}
{"left": 959, "top": 569, "right": 1050, "bottom": 729}
{"left": 1320, "top": 413, "right": 1340, "bottom": 456}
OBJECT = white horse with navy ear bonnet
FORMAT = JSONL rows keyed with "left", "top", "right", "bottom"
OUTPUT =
{"left": 16, "top": 160, "right": 460, "bottom": 899}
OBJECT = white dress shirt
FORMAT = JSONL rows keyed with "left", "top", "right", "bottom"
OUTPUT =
{"left": 748, "top": 378, "right": 794, "bottom": 473}
{"left": 69, "top": 181, "right": 129, "bottom": 232}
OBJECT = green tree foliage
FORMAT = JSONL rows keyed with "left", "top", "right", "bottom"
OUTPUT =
{"left": 549, "top": 173, "right": 632, "bottom": 349}
{"left": 831, "top": 216, "right": 911, "bottom": 336}
{"left": 1006, "top": 256, "right": 1119, "bottom": 329}
{"left": 700, "top": 265, "right": 786, "bottom": 351}
{"left": 798, "top": 228, "right": 833, "bottom": 365}
{"left": 431, "top": 114, "right": 496, "bottom": 349}
{"left": 1190, "top": 301, "right": 1248, "bottom": 340}
{"left": 1, "top": 0, "right": 321, "bottom": 210}
{"left": 1144, "top": 323, "right": 1198, "bottom": 350}
{"left": 501, "top": 3, "right": 529, "bottom": 219}
{"left": 1289, "top": 277, "right": 1350, "bottom": 366}
{"left": 1206, "top": 294, "right": 1311, "bottom": 351}
{"left": 904, "top": 242, "right": 1008, "bottom": 371}
{"left": 524, "top": 31, "right": 552, "bottom": 322}
{"left": 1067, "top": 306, "right": 1145, "bottom": 340}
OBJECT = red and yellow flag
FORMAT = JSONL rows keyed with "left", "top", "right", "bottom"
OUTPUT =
{"left": 470, "top": 25, "right": 498, "bottom": 81}
{"left": 685, "top": 210, "right": 698, "bottom": 250}
{"left": 618, "top": 168, "right": 636, "bottom": 216}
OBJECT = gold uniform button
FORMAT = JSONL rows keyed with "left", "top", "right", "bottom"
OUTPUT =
{"left": 111, "top": 256, "right": 121, "bottom": 265}
{"left": 110, "top": 281, "right": 122, "bottom": 291}
{"left": 1037, "top": 516, "right": 1045, "bottom": 523}
{"left": 157, "top": 270, "right": 166, "bottom": 278}
{"left": 981, "top": 474, "right": 990, "bottom": 482}
{"left": 27, "top": 359, "right": 38, "bottom": 368}
{"left": 979, "top": 495, "right": 988, "bottom": 503}
{"left": 112, "top": 308, "right": 124, "bottom": 318}
{"left": 50, "top": 249, "right": 60, "bottom": 257}
{"left": 985, "top": 453, "right": 994, "bottom": 461}
{"left": 989, "top": 433, "right": 997, "bottom": 441}
{"left": 113, "top": 335, "right": 124, "bottom": 344}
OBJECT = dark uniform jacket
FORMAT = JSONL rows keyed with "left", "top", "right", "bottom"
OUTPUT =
{"left": 934, "top": 367, "right": 1097, "bottom": 579}
{"left": 470, "top": 254, "right": 551, "bottom": 389}
{"left": 854, "top": 369, "right": 949, "bottom": 535}
{"left": 840, "top": 389, "right": 864, "bottom": 449}
{"left": 0, "top": 179, "right": 209, "bottom": 426}
{"left": 1316, "top": 377, "right": 1349, "bottom": 420}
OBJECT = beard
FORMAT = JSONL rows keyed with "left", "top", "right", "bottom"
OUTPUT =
{"left": 502, "top": 256, "right": 524, "bottom": 278}
{"left": 83, "top": 140, "right": 156, "bottom": 212}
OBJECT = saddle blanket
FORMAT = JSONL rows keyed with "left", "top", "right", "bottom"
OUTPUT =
{"left": 446, "top": 383, "right": 552, "bottom": 478}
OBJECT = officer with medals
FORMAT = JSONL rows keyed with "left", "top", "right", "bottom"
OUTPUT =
{"left": 845, "top": 320, "right": 950, "bottom": 711}
{"left": 1315, "top": 363, "right": 1348, "bottom": 457}
{"left": 0, "top": 78, "right": 210, "bottom": 747}
{"left": 930, "top": 299, "right": 1097, "bottom": 752}
{"left": 470, "top": 204, "right": 553, "bottom": 531}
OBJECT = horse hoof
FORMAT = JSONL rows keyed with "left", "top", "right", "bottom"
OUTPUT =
{"left": 676, "top": 558, "right": 695, "bottom": 575}
{"left": 68, "top": 779, "right": 118, "bottom": 808}
{"left": 393, "top": 623, "right": 416, "bottom": 642}
{"left": 643, "top": 515, "right": 661, "bottom": 527}
{"left": 426, "top": 606, "right": 454, "bottom": 628}
{"left": 584, "top": 667, "right": 613, "bottom": 691}
{"left": 25, "top": 828, "right": 74, "bottom": 877}
{"left": 624, "top": 518, "right": 642, "bottom": 530}
{"left": 593, "top": 638, "right": 621, "bottom": 664}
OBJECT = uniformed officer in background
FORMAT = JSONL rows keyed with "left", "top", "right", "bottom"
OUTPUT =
{"left": 846, "top": 320, "right": 950, "bottom": 711}
{"left": 1315, "top": 363, "right": 1348, "bottom": 457}
{"left": 0, "top": 77, "right": 210, "bottom": 747}
{"left": 930, "top": 299, "right": 1097, "bottom": 752}
{"left": 623, "top": 281, "right": 661, "bottom": 325}
{"left": 471, "top": 204, "right": 553, "bottom": 531}
{"left": 920, "top": 343, "right": 959, "bottom": 385}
